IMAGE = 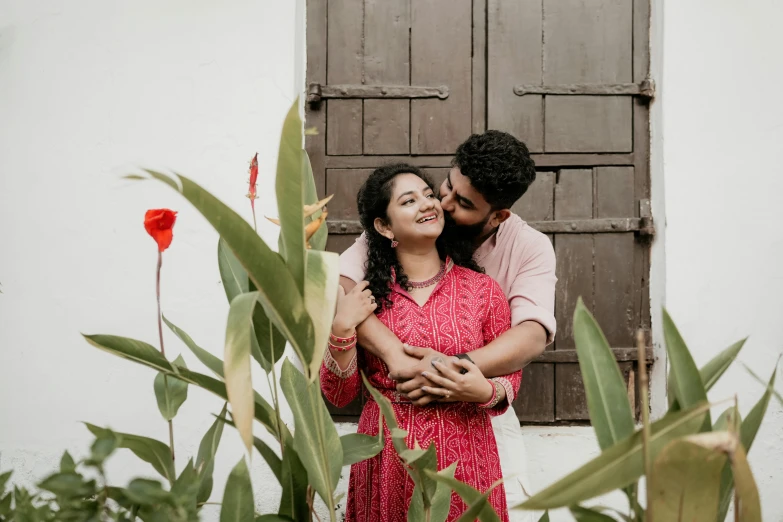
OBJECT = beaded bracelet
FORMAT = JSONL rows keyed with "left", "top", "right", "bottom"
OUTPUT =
{"left": 329, "top": 331, "right": 357, "bottom": 344}
{"left": 478, "top": 379, "right": 503, "bottom": 409}
{"left": 328, "top": 339, "right": 357, "bottom": 352}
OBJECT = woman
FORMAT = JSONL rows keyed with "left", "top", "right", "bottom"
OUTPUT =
{"left": 320, "top": 164, "right": 521, "bottom": 521}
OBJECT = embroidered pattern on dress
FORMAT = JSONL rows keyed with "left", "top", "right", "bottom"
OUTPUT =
{"left": 323, "top": 348, "right": 358, "bottom": 379}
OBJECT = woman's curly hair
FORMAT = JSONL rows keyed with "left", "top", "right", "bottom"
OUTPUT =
{"left": 357, "top": 163, "right": 483, "bottom": 312}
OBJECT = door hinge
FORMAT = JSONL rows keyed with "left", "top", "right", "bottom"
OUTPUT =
{"left": 307, "top": 83, "right": 449, "bottom": 106}
{"left": 514, "top": 78, "right": 655, "bottom": 102}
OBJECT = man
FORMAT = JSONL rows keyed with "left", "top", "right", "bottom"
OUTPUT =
{"left": 339, "top": 130, "right": 556, "bottom": 518}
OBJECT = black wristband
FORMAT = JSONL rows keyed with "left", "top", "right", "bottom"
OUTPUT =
{"left": 454, "top": 353, "right": 474, "bottom": 374}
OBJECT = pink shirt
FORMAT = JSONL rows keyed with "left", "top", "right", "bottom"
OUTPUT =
{"left": 339, "top": 213, "right": 557, "bottom": 343}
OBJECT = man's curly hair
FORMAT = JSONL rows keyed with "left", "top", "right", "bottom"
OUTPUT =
{"left": 357, "top": 163, "right": 482, "bottom": 311}
{"left": 452, "top": 130, "right": 536, "bottom": 210}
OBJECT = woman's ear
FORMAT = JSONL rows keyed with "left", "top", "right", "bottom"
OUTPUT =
{"left": 374, "top": 217, "right": 394, "bottom": 240}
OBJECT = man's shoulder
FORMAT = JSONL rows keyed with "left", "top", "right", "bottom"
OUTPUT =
{"left": 499, "top": 213, "right": 553, "bottom": 253}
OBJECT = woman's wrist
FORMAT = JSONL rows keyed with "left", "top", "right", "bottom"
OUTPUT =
{"left": 477, "top": 378, "right": 495, "bottom": 404}
{"left": 331, "top": 321, "right": 356, "bottom": 339}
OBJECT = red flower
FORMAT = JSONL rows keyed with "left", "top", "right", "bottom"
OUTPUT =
{"left": 144, "top": 209, "right": 177, "bottom": 252}
{"left": 247, "top": 153, "right": 259, "bottom": 201}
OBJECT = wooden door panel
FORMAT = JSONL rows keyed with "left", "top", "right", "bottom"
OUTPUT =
{"left": 511, "top": 171, "right": 555, "bottom": 221}
{"left": 411, "top": 0, "right": 473, "bottom": 154}
{"left": 363, "top": 0, "right": 411, "bottom": 155}
{"left": 488, "top": 0, "right": 544, "bottom": 152}
{"left": 326, "top": 0, "right": 364, "bottom": 156}
{"left": 545, "top": 97, "right": 633, "bottom": 153}
{"left": 325, "top": 169, "right": 373, "bottom": 221}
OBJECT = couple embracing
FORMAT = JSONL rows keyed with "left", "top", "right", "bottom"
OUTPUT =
{"left": 320, "top": 131, "right": 557, "bottom": 521}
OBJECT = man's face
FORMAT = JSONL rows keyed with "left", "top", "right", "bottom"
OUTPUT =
{"left": 439, "top": 167, "right": 495, "bottom": 239}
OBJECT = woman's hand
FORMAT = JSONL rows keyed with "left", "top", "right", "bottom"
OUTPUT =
{"left": 419, "top": 356, "right": 495, "bottom": 404}
{"left": 333, "top": 281, "right": 377, "bottom": 335}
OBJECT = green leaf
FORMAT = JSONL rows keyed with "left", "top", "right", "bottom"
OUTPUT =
{"left": 279, "top": 360, "right": 342, "bottom": 514}
{"left": 425, "top": 469, "right": 501, "bottom": 522}
{"left": 302, "top": 151, "right": 328, "bottom": 251}
{"left": 0, "top": 493, "right": 11, "bottom": 517}
{"left": 38, "top": 472, "right": 94, "bottom": 498}
{"left": 256, "top": 516, "right": 295, "bottom": 522}
{"left": 275, "top": 99, "right": 306, "bottom": 295}
{"left": 254, "top": 437, "right": 282, "bottom": 481}
{"left": 224, "top": 291, "right": 258, "bottom": 453}
{"left": 304, "top": 250, "right": 340, "bottom": 380}
{"left": 164, "top": 315, "right": 225, "bottom": 379}
{"left": 125, "top": 478, "right": 172, "bottom": 506}
{"left": 516, "top": 401, "right": 712, "bottom": 510}
{"left": 569, "top": 506, "right": 618, "bottom": 521}
{"left": 172, "top": 459, "right": 201, "bottom": 513}
{"left": 455, "top": 492, "right": 494, "bottom": 522}
{"left": 218, "top": 237, "right": 249, "bottom": 303}
{"left": 89, "top": 428, "right": 122, "bottom": 465}
{"left": 196, "top": 403, "right": 227, "bottom": 504}
{"left": 713, "top": 406, "right": 741, "bottom": 432}
{"left": 251, "top": 298, "right": 286, "bottom": 367}
{"left": 60, "top": 451, "right": 76, "bottom": 473}
{"left": 219, "top": 239, "right": 275, "bottom": 372}
{"left": 717, "top": 363, "right": 778, "bottom": 521}
{"left": 431, "top": 463, "right": 457, "bottom": 522}
{"left": 649, "top": 436, "right": 727, "bottom": 522}
{"left": 573, "top": 298, "right": 635, "bottom": 449}
{"left": 154, "top": 355, "right": 189, "bottom": 421}
{"left": 278, "top": 438, "right": 310, "bottom": 521}
{"left": 144, "top": 169, "right": 317, "bottom": 377}
{"left": 670, "top": 338, "right": 747, "bottom": 412}
{"left": 662, "top": 309, "right": 710, "bottom": 427}
{"left": 340, "top": 430, "right": 384, "bottom": 466}
{"left": 744, "top": 361, "right": 783, "bottom": 408}
{"left": 84, "top": 424, "right": 175, "bottom": 484}
{"left": 537, "top": 512, "right": 550, "bottom": 522}
{"left": 728, "top": 441, "right": 762, "bottom": 522}
{"left": 83, "top": 334, "right": 283, "bottom": 439}
{"left": 220, "top": 459, "right": 255, "bottom": 522}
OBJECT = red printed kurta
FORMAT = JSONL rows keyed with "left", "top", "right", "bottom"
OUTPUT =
{"left": 321, "top": 265, "right": 520, "bottom": 522}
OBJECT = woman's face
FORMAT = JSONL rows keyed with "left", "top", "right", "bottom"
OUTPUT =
{"left": 376, "top": 173, "right": 445, "bottom": 246}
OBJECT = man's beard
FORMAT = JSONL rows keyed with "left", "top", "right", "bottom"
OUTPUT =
{"left": 442, "top": 213, "right": 492, "bottom": 242}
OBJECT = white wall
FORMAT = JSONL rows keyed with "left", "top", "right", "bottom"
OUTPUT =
{"left": 0, "top": 0, "right": 302, "bottom": 517}
{"left": 1, "top": 1, "right": 782, "bottom": 521}
{"left": 661, "top": 0, "right": 783, "bottom": 520}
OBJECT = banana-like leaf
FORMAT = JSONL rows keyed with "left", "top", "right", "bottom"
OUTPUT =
{"left": 83, "top": 334, "right": 282, "bottom": 439}
{"left": 516, "top": 401, "right": 712, "bottom": 510}
{"left": 729, "top": 441, "right": 762, "bottom": 522}
{"left": 218, "top": 238, "right": 249, "bottom": 303}
{"left": 253, "top": 436, "right": 282, "bottom": 481}
{"left": 662, "top": 309, "right": 710, "bottom": 427}
{"left": 713, "top": 406, "right": 741, "bottom": 432}
{"left": 340, "top": 422, "right": 384, "bottom": 467}
{"left": 717, "top": 364, "right": 777, "bottom": 521}
{"left": 304, "top": 250, "right": 340, "bottom": 380}
{"left": 425, "top": 470, "right": 502, "bottom": 522}
{"left": 141, "top": 170, "right": 316, "bottom": 377}
{"left": 569, "top": 506, "right": 617, "bottom": 521}
{"left": 302, "top": 151, "right": 328, "bottom": 251}
{"left": 278, "top": 436, "right": 310, "bottom": 521}
{"left": 220, "top": 458, "right": 254, "bottom": 522}
{"left": 154, "top": 355, "right": 189, "bottom": 421}
{"left": 275, "top": 100, "right": 306, "bottom": 294}
{"left": 195, "top": 404, "right": 227, "bottom": 504}
{"left": 455, "top": 492, "right": 493, "bottom": 522}
{"left": 573, "top": 298, "right": 634, "bottom": 449}
{"left": 224, "top": 292, "right": 258, "bottom": 453}
{"left": 84, "top": 424, "right": 175, "bottom": 485}
{"left": 649, "top": 435, "right": 728, "bottom": 521}
{"left": 163, "top": 316, "right": 225, "bottom": 379}
{"left": 251, "top": 299, "right": 286, "bottom": 367}
{"left": 669, "top": 338, "right": 747, "bottom": 412}
{"left": 279, "top": 360, "right": 342, "bottom": 515}
{"left": 537, "top": 512, "right": 550, "bottom": 522}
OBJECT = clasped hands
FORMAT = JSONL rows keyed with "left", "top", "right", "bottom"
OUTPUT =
{"left": 387, "top": 345, "right": 493, "bottom": 406}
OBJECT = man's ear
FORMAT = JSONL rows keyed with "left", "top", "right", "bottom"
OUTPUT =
{"left": 374, "top": 217, "right": 394, "bottom": 240}
{"left": 489, "top": 209, "right": 512, "bottom": 228}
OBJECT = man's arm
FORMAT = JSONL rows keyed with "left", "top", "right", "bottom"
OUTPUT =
{"left": 340, "top": 276, "right": 423, "bottom": 374}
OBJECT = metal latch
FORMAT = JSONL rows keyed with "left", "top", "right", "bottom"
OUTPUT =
{"left": 514, "top": 78, "right": 655, "bottom": 102}
{"left": 307, "top": 83, "right": 449, "bottom": 106}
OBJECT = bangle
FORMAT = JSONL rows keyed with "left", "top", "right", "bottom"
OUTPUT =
{"left": 478, "top": 379, "right": 503, "bottom": 409}
{"left": 329, "top": 339, "right": 356, "bottom": 352}
{"left": 330, "top": 331, "right": 357, "bottom": 344}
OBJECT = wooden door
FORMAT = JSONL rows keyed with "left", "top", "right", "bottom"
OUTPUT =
{"left": 306, "top": 0, "right": 653, "bottom": 423}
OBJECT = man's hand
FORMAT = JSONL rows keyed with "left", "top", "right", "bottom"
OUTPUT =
{"left": 388, "top": 345, "right": 461, "bottom": 406}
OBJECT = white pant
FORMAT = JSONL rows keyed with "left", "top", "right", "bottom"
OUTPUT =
{"left": 492, "top": 408, "right": 536, "bottom": 522}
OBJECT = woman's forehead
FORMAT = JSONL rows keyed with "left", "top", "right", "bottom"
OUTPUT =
{"left": 391, "top": 173, "right": 430, "bottom": 194}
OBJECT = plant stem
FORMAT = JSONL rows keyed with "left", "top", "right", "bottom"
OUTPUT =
{"left": 156, "top": 251, "right": 175, "bottom": 462}
{"left": 637, "top": 330, "right": 652, "bottom": 521}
